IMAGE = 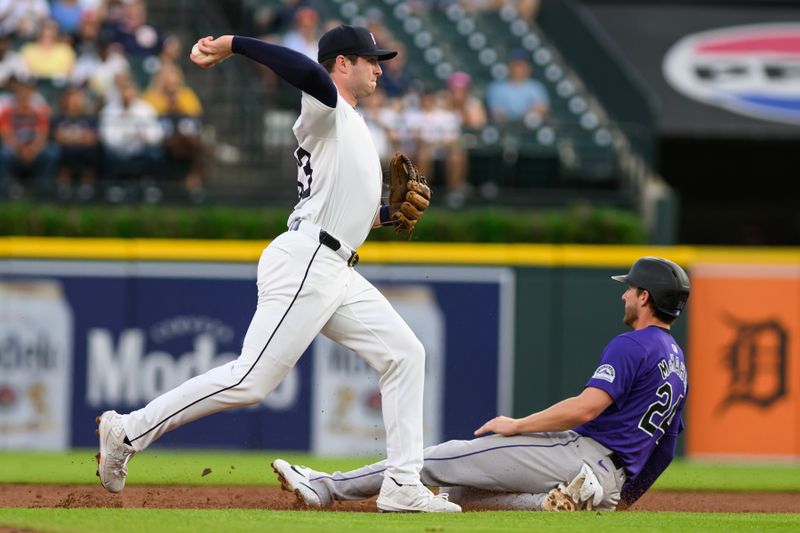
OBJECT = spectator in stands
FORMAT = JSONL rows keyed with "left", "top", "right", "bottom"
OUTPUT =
{"left": 361, "top": 88, "right": 393, "bottom": 166}
{"left": 250, "top": 0, "right": 312, "bottom": 37}
{"left": 516, "top": 0, "right": 542, "bottom": 22}
{"left": 142, "top": 63, "right": 204, "bottom": 200}
{"left": 97, "top": 0, "right": 127, "bottom": 30}
{"left": 0, "top": 34, "right": 29, "bottom": 95}
{"left": 0, "top": 75, "right": 59, "bottom": 198}
{"left": 158, "top": 33, "right": 184, "bottom": 68}
{"left": 20, "top": 19, "right": 76, "bottom": 84}
{"left": 71, "top": 35, "right": 130, "bottom": 106}
{"left": 110, "top": 0, "right": 163, "bottom": 59}
{"left": 282, "top": 7, "right": 320, "bottom": 61}
{"left": 446, "top": 71, "right": 487, "bottom": 130}
{"left": 486, "top": 48, "right": 549, "bottom": 124}
{"left": 99, "top": 77, "right": 163, "bottom": 202}
{"left": 380, "top": 41, "right": 415, "bottom": 98}
{"left": 108, "top": 0, "right": 164, "bottom": 88}
{"left": 375, "top": 92, "right": 415, "bottom": 159}
{"left": 52, "top": 85, "right": 98, "bottom": 200}
{"left": 50, "top": 0, "right": 86, "bottom": 42}
{"left": 405, "top": 88, "right": 467, "bottom": 207}
{"left": 457, "top": 0, "right": 540, "bottom": 21}
{"left": 365, "top": 13, "right": 393, "bottom": 50}
{"left": 0, "top": 0, "right": 50, "bottom": 40}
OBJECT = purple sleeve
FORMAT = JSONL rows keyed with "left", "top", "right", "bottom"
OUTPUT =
{"left": 585, "top": 336, "right": 642, "bottom": 408}
{"left": 620, "top": 429, "right": 678, "bottom": 506}
{"left": 231, "top": 36, "right": 337, "bottom": 108}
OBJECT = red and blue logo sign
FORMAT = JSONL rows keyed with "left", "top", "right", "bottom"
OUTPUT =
{"left": 663, "top": 23, "right": 800, "bottom": 124}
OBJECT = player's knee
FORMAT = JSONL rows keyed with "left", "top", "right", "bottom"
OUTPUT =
{"left": 234, "top": 364, "right": 290, "bottom": 405}
{"left": 237, "top": 383, "right": 269, "bottom": 405}
{"left": 398, "top": 337, "right": 426, "bottom": 370}
{"left": 376, "top": 336, "right": 425, "bottom": 377}
{"left": 410, "top": 337, "right": 426, "bottom": 363}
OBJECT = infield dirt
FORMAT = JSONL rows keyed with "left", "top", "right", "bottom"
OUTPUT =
{"left": 1, "top": 485, "right": 799, "bottom": 513}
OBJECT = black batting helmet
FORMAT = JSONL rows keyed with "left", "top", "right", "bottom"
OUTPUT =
{"left": 612, "top": 257, "right": 690, "bottom": 318}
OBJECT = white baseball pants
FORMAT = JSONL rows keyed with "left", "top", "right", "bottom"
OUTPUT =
{"left": 120, "top": 230, "right": 426, "bottom": 484}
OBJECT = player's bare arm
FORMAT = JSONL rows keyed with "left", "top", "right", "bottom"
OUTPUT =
{"left": 474, "top": 387, "right": 613, "bottom": 437}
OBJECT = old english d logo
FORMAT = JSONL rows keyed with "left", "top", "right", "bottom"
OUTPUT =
{"left": 719, "top": 318, "right": 788, "bottom": 411}
{"left": 687, "top": 263, "right": 800, "bottom": 457}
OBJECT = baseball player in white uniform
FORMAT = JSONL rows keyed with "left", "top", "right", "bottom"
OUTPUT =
{"left": 96, "top": 25, "right": 460, "bottom": 513}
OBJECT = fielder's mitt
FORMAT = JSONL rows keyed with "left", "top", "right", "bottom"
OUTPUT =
{"left": 388, "top": 152, "right": 431, "bottom": 238}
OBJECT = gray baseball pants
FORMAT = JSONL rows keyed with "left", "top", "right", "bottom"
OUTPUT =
{"left": 308, "top": 430, "right": 626, "bottom": 510}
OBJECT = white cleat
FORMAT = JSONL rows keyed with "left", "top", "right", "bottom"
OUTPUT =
{"left": 96, "top": 410, "right": 135, "bottom": 493}
{"left": 271, "top": 459, "right": 325, "bottom": 509}
{"left": 543, "top": 463, "right": 604, "bottom": 511}
{"left": 376, "top": 478, "right": 462, "bottom": 513}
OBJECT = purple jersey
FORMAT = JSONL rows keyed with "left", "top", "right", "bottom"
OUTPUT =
{"left": 574, "top": 326, "right": 687, "bottom": 478}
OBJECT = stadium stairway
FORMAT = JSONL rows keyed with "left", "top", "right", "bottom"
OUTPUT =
{"left": 321, "top": 0, "right": 625, "bottom": 194}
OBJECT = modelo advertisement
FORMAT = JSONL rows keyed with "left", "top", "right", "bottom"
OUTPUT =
{"left": 0, "top": 260, "right": 513, "bottom": 451}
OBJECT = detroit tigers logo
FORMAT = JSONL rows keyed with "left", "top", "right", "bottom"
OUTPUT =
{"left": 370, "top": 32, "right": 377, "bottom": 45}
{"left": 718, "top": 317, "right": 788, "bottom": 411}
{"left": 592, "top": 364, "right": 615, "bottom": 383}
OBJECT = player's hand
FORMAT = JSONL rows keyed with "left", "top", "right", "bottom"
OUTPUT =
{"left": 190, "top": 35, "right": 234, "bottom": 69}
{"left": 474, "top": 416, "right": 520, "bottom": 437}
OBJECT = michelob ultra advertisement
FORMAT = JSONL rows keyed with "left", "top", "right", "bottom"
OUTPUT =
{"left": 0, "top": 281, "right": 73, "bottom": 449}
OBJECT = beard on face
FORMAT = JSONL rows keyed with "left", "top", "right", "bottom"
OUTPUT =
{"left": 623, "top": 302, "right": 638, "bottom": 328}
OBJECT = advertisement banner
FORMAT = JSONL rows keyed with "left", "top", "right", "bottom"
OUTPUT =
{"left": 312, "top": 286, "right": 445, "bottom": 456}
{"left": 0, "top": 260, "right": 513, "bottom": 451}
{"left": 0, "top": 281, "right": 73, "bottom": 449}
{"left": 687, "top": 264, "right": 800, "bottom": 458}
{"left": 581, "top": 2, "right": 800, "bottom": 136}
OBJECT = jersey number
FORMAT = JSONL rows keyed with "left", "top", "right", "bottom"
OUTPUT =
{"left": 638, "top": 382, "right": 683, "bottom": 442}
{"left": 294, "top": 146, "right": 312, "bottom": 200}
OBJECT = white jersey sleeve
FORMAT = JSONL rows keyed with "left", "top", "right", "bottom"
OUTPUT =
{"left": 293, "top": 92, "right": 337, "bottom": 139}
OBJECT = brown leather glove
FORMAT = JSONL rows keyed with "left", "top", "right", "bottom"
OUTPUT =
{"left": 388, "top": 152, "right": 431, "bottom": 238}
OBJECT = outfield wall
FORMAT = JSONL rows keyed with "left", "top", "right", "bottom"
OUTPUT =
{"left": 1, "top": 238, "right": 797, "bottom": 459}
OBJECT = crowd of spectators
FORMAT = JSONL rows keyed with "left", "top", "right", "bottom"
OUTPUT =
{"left": 0, "top": 0, "right": 551, "bottom": 207}
{"left": 0, "top": 0, "right": 205, "bottom": 203}
{"left": 254, "top": 1, "right": 550, "bottom": 207}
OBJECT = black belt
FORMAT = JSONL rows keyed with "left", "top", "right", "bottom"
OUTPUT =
{"left": 608, "top": 452, "right": 625, "bottom": 471}
{"left": 289, "top": 219, "right": 359, "bottom": 267}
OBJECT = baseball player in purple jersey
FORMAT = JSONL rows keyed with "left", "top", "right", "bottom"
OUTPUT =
{"left": 273, "top": 257, "right": 690, "bottom": 511}
{"left": 95, "top": 26, "right": 460, "bottom": 512}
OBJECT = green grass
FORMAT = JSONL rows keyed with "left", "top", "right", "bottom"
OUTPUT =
{"left": 1, "top": 509, "right": 799, "bottom": 533}
{"left": 2, "top": 451, "right": 799, "bottom": 532}
{"left": 655, "top": 460, "right": 800, "bottom": 492}
{"left": 0, "top": 449, "right": 382, "bottom": 486}
{"left": 2, "top": 450, "right": 800, "bottom": 492}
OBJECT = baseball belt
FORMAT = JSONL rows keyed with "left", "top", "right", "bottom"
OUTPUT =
{"left": 289, "top": 219, "right": 359, "bottom": 267}
{"left": 608, "top": 451, "right": 626, "bottom": 472}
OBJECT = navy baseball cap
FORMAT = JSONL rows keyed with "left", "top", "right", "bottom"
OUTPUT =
{"left": 317, "top": 25, "right": 397, "bottom": 62}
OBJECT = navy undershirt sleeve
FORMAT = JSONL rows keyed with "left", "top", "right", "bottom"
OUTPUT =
{"left": 619, "top": 432, "right": 677, "bottom": 506}
{"left": 231, "top": 36, "right": 337, "bottom": 108}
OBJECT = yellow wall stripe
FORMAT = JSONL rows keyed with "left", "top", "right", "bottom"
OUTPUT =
{"left": 0, "top": 237, "right": 797, "bottom": 267}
